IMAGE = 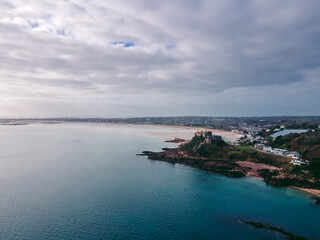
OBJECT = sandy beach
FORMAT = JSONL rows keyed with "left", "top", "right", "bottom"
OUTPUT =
{"left": 139, "top": 124, "right": 243, "bottom": 145}
{"left": 293, "top": 187, "right": 320, "bottom": 198}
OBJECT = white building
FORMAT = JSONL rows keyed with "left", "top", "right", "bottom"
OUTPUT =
{"left": 262, "top": 146, "right": 272, "bottom": 152}
{"left": 291, "top": 159, "right": 309, "bottom": 166}
{"left": 287, "top": 151, "right": 300, "bottom": 160}
{"left": 254, "top": 143, "right": 264, "bottom": 149}
{"left": 273, "top": 148, "right": 289, "bottom": 156}
{"left": 291, "top": 160, "right": 302, "bottom": 165}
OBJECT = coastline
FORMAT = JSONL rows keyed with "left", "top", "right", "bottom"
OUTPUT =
{"left": 149, "top": 124, "right": 242, "bottom": 137}
{"left": 292, "top": 187, "right": 320, "bottom": 198}
{"left": 139, "top": 124, "right": 320, "bottom": 201}
{"left": 141, "top": 147, "right": 281, "bottom": 180}
{"left": 142, "top": 147, "right": 320, "bottom": 201}
{"left": 140, "top": 124, "right": 243, "bottom": 145}
{"left": 141, "top": 148, "right": 247, "bottom": 178}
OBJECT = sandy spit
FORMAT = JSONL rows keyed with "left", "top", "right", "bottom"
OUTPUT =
{"left": 292, "top": 187, "right": 320, "bottom": 198}
{"left": 141, "top": 124, "right": 243, "bottom": 145}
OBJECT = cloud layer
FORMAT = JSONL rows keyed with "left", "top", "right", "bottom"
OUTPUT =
{"left": 0, "top": 0, "right": 319, "bottom": 117}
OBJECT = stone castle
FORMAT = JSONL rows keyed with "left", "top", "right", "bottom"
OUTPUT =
{"left": 194, "top": 131, "right": 222, "bottom": 144}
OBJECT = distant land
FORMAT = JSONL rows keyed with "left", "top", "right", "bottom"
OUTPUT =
{"left": 1, "top": 116, "right": 320, "bottom": 131}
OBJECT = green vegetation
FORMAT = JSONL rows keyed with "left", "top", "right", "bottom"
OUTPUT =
{"left": 180, "top": 135, "right": 289, "bottom": 167}
{"left": 180, "top": 136, "right": 228, "bottom": 158}
{"left": 270, "top": 129, "right": 320, "bottom": 178}
{"left": 227, "top": 146, "right": 288, "bottom": 167}
{"left": 179, "top": 130, "right": 320, "bottom": 189}
{"left": 228, "top": 145, "right": 255, "bottom": 155}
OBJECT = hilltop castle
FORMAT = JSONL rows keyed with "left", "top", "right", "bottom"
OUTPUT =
{"left": 194, "top": 131, "right": 222, "bottom": 144}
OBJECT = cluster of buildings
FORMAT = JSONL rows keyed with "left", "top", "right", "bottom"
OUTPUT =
{"left": 194, "top": 131, "right": 222, "bottom": 144}
{"left": 231, "top": 126, "right": 262, "bottom": 136}
{"left": 253, "top": 144, "right": 309, "bottom": 166}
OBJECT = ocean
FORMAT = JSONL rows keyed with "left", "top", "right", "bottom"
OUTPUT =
{"left": 0, "top": 123, "right": 319, "bottom": 239}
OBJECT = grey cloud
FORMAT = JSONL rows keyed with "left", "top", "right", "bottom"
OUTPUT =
{"left": 0, "top": 0, "right": 319, "bottom": 117}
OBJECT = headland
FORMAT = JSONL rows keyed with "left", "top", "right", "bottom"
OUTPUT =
{"left": 141, "top": 129, "right": 320, "bottom": 203}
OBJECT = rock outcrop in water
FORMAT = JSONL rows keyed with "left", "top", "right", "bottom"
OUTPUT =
{"left": 141, "top": 148, "right": 246, "bottom": 178}
{"left": 242, "top": 220, "right": 307, "bottom": 240}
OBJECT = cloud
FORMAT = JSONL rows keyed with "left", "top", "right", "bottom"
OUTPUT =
{"left": 0, "top": 0, "right": 319, "bottom": 117}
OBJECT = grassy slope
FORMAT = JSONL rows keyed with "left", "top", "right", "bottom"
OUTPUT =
{"left": 227, "top": 146, "right": 289, "bottom": 167}
{"left": 180, "top": 134, "right": 319, "bottom": 189}
{"left": 181, "top": 137, "right": 289, "bottom": 167}
{"left": 270, "top": 130, "right": 320, "bottom": 178}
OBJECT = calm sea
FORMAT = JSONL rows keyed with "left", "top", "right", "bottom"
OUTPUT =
{"left": 0, "top": 123, "right": 319, "bottom": 240}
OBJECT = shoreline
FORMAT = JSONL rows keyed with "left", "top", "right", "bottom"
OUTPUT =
{"left": 143, "top": 128, "right": 320, "bottom": 201}
{"left": 2, "top": 121, "right": 243, "bottom": 145}
{"left": 149, "top": 123, "right": 242, "bottom": 137}
{"left": 292, "top": 186, "right": 320, "bottom": 198}
{"left": 140, "top": 124, "right": 243, "bottom": 145}
{"left": 142, "top": 147, "right": 281, "bottom": 180}
{"left": 141, "top": 147, "right": 320, "bottom": 201}
{"left": 141, "top": 148, "right": 247, "bottom": 178}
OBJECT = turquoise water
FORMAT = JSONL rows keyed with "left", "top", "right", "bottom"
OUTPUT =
{"left": 271, "top": 129, "right": 308, "bottom": 138}
{"left": 0, "top": 124, "right": 319, "bottom": 240}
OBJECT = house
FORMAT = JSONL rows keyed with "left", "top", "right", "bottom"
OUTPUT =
{"left": 287, "top": 151, "right": 300, "bottom": 160}
{"left": 262, "top": 146, "right": 272, "bottom": 152}
{"left": 291, "top": 159, "right": 309, "bottom": 166}
{"left": 291, "top": 160, "right": 303, "bottom": 165}
{"left": 273, "top": 148, "right": 289, "bottom": 156}
{"left": 254, "top": 144, "right": 264, "bottom": 150}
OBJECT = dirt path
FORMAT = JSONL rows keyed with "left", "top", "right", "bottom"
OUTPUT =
{"left": 236, "top": 161, "right": 280, "bottom": 178}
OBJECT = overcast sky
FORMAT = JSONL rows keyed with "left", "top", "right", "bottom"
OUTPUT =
{"left": 0, "top": 0, "right": 319, "bottom": 117}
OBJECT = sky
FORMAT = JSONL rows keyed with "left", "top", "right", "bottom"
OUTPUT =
{"left": 0, "top": 0, "right": 319, "bottom": 117}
